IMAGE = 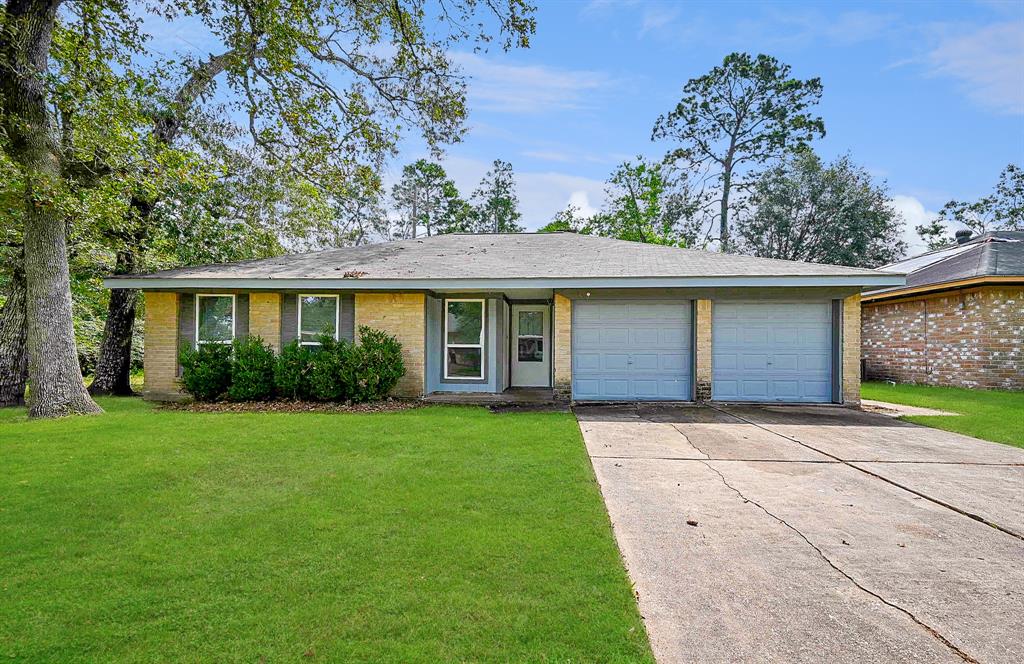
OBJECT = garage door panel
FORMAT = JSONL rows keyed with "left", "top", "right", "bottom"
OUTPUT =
{"left": 603, "top": 328, "right": 628, "bottom": 345}
{"left": 602, "top": 353, "right": 629, "bottom": 371}
{"left": 661, "top": 353, "right": 686, "bottom": 371}
{"left": 773, "top": 354, "right": 799, "bottom": 371}
{"left": 713, "top": 301, "right": 833, "bottom": 403}
{"left": 632, "top": 353, "right": 659, "bottom": 371}
{"left": 632, "top": 328, "right": 660, "bottom": 346}
{"left": 573, "top": 300, "right": 692, "bottom": 401}
{"left": 575, "top": 353, "right": 601, "bottom": 371}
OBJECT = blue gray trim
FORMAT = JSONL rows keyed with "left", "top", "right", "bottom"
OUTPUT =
{"left": 339, "top": 293, "right": 355, "bottom": 342}
{"left": 831, "top": 299, "right": 843, "bottom": 403}
{"left": 426, "top": 294, "right": 500, "bottom": 393}
{"left": 106, "top": 273, "right": 905, "bottom": 290}
{"left": 281, "top": 294, "right": 298, "bottom": 346}
{"left": 235, "top": 294, "right": 249, "bottom": 339}
{"left": 178, "top": 293, "right": 195, "bottom": 350}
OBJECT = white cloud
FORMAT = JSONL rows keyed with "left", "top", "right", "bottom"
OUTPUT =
{"left": 891, "top": 194, "right": 950, "bottom": 255}
{"left": 926, "top": 21, "right": 1024, "bottom": 115}
{"left": 639, "top": 6, "right": 681, "bottom": 36}
{"left": 451, "top": 52, "right": 614, "bottom": 114}
{"left": 568, "top": 190, "right": 600, "bottom": 217}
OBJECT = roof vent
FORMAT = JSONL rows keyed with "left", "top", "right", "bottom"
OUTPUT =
{"left": 955, "top": 229, "right": 972, "bottom": 245}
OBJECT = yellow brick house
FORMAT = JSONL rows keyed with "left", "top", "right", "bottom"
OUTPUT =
{"left": 106, "top": 233, "right": 904, "bottom": 404}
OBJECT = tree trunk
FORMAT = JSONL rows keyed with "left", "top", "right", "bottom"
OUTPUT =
{"left": 0, "top": 258, "right": 28, "bottom": 407}
{"left": 0, "top": 0, "right": 102, "bottom": 417}
{"left": 719, "top": 166, "right": 732, "bottom": 253}
{"left": 88, "top": 249, "right": 138, "bottom": 396}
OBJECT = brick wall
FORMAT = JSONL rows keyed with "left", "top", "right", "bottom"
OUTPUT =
{"left": 694, "top": 299, "right": 713, "bottom": 401}
{"left": 248, "top": 292, "right": 282, "bottom": 352}
{"left": 862, "top": 286, "right": 1023, "bottom": 391}
{"left": 143, "top": 291, "right": 182, "bottom": 399}
{"left": 842, "top": 294, "right": 861, "bottom": 405}
{"left": 354, "top": 293, "right": 426, "bottom": 397}
{"left": 553, "top": 293, "right": 572, "bottom": 400}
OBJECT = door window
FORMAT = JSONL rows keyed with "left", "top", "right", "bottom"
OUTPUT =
{"left": 517, "top": 310, "right": 544, "bottom": 362}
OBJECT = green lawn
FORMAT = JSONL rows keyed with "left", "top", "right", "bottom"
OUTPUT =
{"left": 862, "top": 382, "right": 1024, "bottom": 448}
{"left": 0, "top": 399, "right": 652, "bottom": 663}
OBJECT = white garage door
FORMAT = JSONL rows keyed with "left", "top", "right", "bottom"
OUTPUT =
{"left": 572, "top": 300, "right": 692, "bottom": 401}
{"left": 713, "top": 301, "right": 833, "bottom": 403}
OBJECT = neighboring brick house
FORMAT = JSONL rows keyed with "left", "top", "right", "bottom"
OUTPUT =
{"left": 862, "top": 231, "right": 1024, "bottom": 391}
{"left": 104, "top": 233, "right": 903, "bottom": 404}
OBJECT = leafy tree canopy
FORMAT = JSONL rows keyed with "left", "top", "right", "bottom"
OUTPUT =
{"left": 653, "top": 52, "right": 825, "bottom": 252}
{"left": 916, "top": 164, "right": 1024, "bottom": 250}
{"left": 736, "top": 150, "right": 906, "bottom": 268}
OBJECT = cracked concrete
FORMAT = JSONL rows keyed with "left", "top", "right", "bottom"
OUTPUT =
{"left": 577, "top": 403, "right": 1024, "bottom": 664}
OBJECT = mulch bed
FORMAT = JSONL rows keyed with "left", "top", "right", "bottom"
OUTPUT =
{"left": 159, "top": 399, "right": 422, "bottom": 414}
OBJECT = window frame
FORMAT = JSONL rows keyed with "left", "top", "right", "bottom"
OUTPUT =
{"left": 443, "top": 298, "right": 485, "bottom": 380}
{"left": 297, "top": 293, "right": 341, "bottom": 346}
{"left": 195, "top": 294, "right": 236, "bottom": 347}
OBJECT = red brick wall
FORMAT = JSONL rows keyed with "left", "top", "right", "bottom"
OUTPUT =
{"left": 862, "top": 286, "right": 1023, "bottom": 391}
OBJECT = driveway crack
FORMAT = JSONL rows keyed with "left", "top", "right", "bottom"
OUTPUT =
{"left": 709, "top": 405, "right": 1024, "bottom": 542}
{"left": 698, "top": 459, "right": 980, "bottom": 664}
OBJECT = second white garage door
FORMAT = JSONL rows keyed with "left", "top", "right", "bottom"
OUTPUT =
{"left": 713, "top": 301, "right": 834, "bottom": 403}
{"left": 573, "top": 300, "right": 692, "bottom": 401}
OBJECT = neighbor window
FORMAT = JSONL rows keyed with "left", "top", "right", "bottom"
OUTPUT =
{"left": 444, "top": 299, "right": 484, "bottom": 379}
{"left": 196, "top": 294, "right": 235, "bottom": 346}
{"left": 298, "top": 295, "right": 339, "bottom": 345}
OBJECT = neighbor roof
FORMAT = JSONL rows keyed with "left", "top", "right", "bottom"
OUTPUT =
{"left": 866, "top": 231, "right": 1024, "bottom": 300}
{"left": 104, "top": 232, "right": 904, "bottom": 290}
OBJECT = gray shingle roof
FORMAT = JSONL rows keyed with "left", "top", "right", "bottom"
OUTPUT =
{"left": 868, "top": 231, "right": 1024, "bottom": 295}
{"left": 110, "top": 232, "right": 893, "bottom": 282}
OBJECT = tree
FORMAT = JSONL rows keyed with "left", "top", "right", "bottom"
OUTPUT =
{"left": 433, "top": 180, "right": 475, "bottom": 234}
{"left": 736, "top": 150, "right": 906, "bottom": 268}
{"left": 391, "top": 160, "right": 456, "bottom": 238}
{"left": 1, "top": 1, "right": 536, "bottom": 414}
{"left": 652, "top": 52, "right": 825, "bottom": 252}
{"left": 588, "top": 158, "right": 689, "bottom": 246}
{"left": 0, "top": 256, "right": 27, "bottom": 407}
{"left": 0, "top": 0, "right": 112, "bottom": 416}
{"left": 539, "top": 204, "right": 592, "bottom": 233}
{"left": 916, "top": 164, "right": 1024, "bottom": 249}
{"left": 470, "top": 159, "right": 523, "bottom": 233}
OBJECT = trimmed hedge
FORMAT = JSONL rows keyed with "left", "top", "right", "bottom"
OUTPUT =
{"left": 179, "top": 328, "right": 405, "bottom": 404}
{"left": 227, "top": 336, "right": 276, "bottom": 401}
{"left": 179, "top": 343, "right": 233, "bottom": 401}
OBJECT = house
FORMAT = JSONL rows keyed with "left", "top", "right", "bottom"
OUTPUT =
{"left": 103, "top": 233, "right": 904, "bottom": 404}
{"left": 862, "top": 230, "right": 1024, "bottom": 391}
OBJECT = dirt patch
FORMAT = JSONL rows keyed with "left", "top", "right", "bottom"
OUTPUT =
{"left": 159, "top": 399, "right": 422, "bottom": 414}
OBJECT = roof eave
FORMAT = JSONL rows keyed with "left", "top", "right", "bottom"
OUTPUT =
{"left": 862, "top": 275, "right": 1024, "bottom": 303}
{"left": 104, "top": 274, "right": 906, "bottom": 290}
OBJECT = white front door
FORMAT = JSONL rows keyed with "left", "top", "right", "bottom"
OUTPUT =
{"left": 510, "top": 304, "right": 551, "bottom": 387}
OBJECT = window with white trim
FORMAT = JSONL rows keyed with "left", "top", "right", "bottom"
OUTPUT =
{"left": 444, "top": 299, "right": 484, "bottom": 379}
{"left": 298, "top": 294, "right": 340, "bottom": 345}
{"left": 196, "top": 294, "right": 235, "bottom": 346}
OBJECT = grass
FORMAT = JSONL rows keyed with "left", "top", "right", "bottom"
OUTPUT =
{"left": 862, "top": 382, "right": 1024, "bottom": 448}
{"left": 0, "top": 399, "right": 652, "bottom": 663}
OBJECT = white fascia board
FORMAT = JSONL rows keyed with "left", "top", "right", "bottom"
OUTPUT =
{"left": 104, "top": 274, "right": 906, "bottom": 290}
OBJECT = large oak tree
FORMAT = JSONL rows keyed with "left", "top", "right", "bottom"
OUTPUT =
{"left": 0, "top": 0, "right": 536, "bottom": 415}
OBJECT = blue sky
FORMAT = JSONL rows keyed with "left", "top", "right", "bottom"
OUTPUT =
{"left": 395, "top": 0, "right": 1023, "bottom": 251}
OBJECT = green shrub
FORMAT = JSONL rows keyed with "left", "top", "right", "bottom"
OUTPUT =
{"left": 351, "top": 326, "right": 405, "bottom": 402}
{"left": 179, "top": 343, "right": 233, "bottom": 401}
{"left": 307, "top": 335, "right": 357, "bottom": 402}
{"left": 275, "top": 340, "right": 313, "bottom": 400}
{"left": 227, "top": 336, "right": 276, "bottom": 401}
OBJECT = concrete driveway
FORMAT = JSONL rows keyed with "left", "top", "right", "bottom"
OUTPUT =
{"left": 576, "top": 403, "right": 1024, "bottom": 664}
